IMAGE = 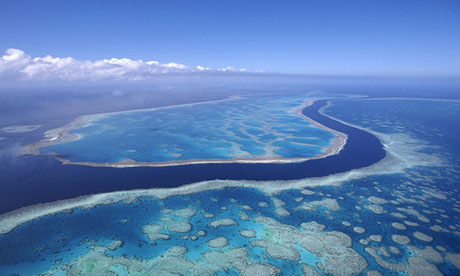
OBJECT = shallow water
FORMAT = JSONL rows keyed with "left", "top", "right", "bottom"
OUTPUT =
{"left": 0, "top": 95, "right": 385, "bottom": 214}
{"left": 1, "top": 98, "right": 459, "bottom": 275}
{"left": 40, "top": 94, "right": 336, "bottom": 164}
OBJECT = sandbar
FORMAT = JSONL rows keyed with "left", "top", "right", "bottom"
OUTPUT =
{"left": 2, "top": 124, "right": 41, "bottom": 133}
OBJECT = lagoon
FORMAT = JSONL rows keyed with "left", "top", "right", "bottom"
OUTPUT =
{"left": 33, "top": 94, "right": 343, "bottom": 167}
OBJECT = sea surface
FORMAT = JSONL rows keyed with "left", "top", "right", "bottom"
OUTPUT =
{"left": 1, "top": 97, "right": 459, "bottom": 275}
{"left": 40, "top": 94, "right": 336, "bottom": 164}
{"left": 0, "top": 94, "right": 385, "bottom": 214}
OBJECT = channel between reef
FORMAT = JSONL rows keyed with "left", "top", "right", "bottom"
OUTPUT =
{"left": 0, "top": 99, "right": 386, "bottom": 215}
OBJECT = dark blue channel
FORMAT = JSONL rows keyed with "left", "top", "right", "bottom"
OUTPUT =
{"left": 0, "top": 100, "right": 386, "bottom": 214}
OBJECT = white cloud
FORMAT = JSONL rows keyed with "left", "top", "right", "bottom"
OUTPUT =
{"left": 0, "top": 48, "right": 263, "bottom": 82}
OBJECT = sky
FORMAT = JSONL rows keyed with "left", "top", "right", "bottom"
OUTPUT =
{"left": 1, "top": 0, "right": 460, "bottom": 80}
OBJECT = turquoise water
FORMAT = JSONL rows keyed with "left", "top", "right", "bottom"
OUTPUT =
{"left": 40, "top": 94, "right": 337, "bottom": 164}
{"left": 1, "top": 99, "right": 459, "bottom": 275}
{"left": 327, "top": 99, "right": 460, "bottom": 167}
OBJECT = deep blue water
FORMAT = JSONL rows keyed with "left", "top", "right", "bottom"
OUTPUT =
{"left": 0, "top": 98, "right": 459, "bottom": 275}
{"left": 0, "top": 99, "right": 385, "bottom": 214}
{"left": 327, "top": 99, "right": 460, "bottom": 167}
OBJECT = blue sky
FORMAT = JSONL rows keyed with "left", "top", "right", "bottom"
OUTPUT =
{"left": 1, "top": 0, "right": 460, "bottom": 77}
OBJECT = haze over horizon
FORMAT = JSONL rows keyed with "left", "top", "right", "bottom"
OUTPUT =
{"left": 1, "top": 0, "right": 460, "bottom": 82}
{"left": 2, "top": 2, "right": 460, "bottom": 276}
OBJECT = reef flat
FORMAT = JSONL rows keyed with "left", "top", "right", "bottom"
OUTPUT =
{"left": 1, "top": 95, "right": 385, "bottom": 215}
{"left": 1, "top": 162, "right": 459, "bottom": 276}
{"left": 0, "top": 98, "right": 435, "bottom": 235}
{"left": 2, "top": 124, "right": 41, "bottom": 133}
{"left": 1, "top": 98, "right": 459, "bottom": 275}
{"left": 24, "top": 94, "right": 347, "bottom": 167}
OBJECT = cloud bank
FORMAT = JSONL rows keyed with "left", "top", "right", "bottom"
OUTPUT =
{"left": 0, "top": 49, "right": 262, "bottom": 82}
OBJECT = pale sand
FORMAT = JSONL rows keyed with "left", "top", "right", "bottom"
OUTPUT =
{"left": 2, "top": 124, "right": 41, "bottom": 133}
{"left": 21, "top": 96, "right": 348, "bottom": 168}
{"left": 0, "top": 133, "right": 430, "bottom": 235}
{"left": 21, "top": 96, "right": 242, "bottom": 155}
{"left": 0, "top": 98, "right": 444, "bottom": 235}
